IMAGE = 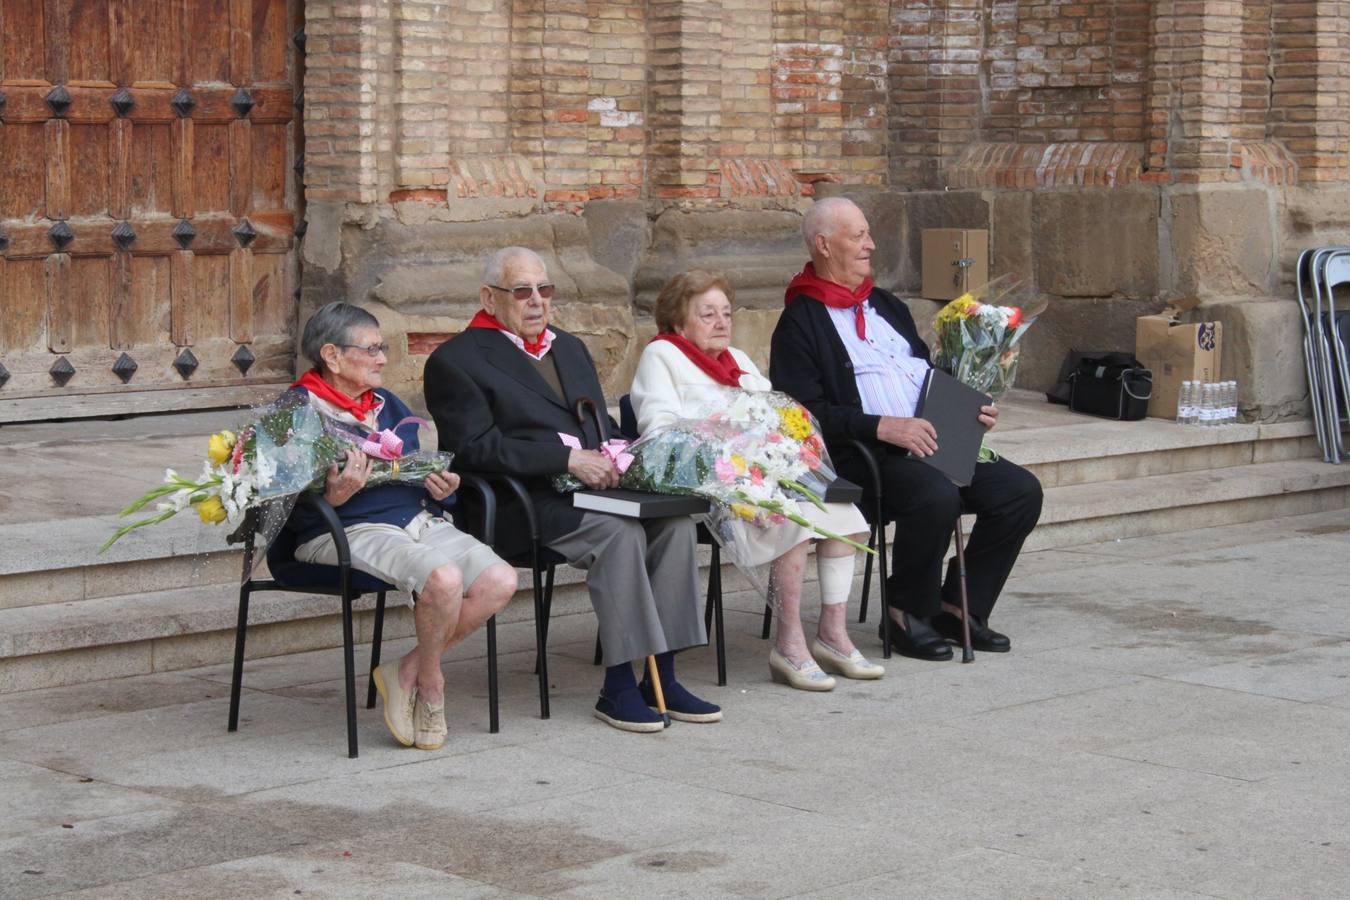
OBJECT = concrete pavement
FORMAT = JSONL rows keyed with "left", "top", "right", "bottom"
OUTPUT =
{"left": 2, "top": 507, "right": 1349, "bottom": 898}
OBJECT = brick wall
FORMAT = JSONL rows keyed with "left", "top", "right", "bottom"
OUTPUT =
{"left": 587, "top": 2, "right": 648, "bottom": 200}
{"left": 302, "top": 0, "right": 1350, "bottom": 211}
{"left": 303, "top": 1, "right": 382, "bottom": 204}
{"left": 1269, "top": 0, "right": 1350, "bottom": 183}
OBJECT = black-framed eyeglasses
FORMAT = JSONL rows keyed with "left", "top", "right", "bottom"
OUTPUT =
{"left": 338, "top": 342, "right": 390, "bottom": 357}
{"left": 488, "top": 282, "right": 555, "bottom": 301}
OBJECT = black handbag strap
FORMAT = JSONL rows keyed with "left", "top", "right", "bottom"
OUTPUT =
{"left": 1076, "top": 351, "right": 1143, "bottom": 370}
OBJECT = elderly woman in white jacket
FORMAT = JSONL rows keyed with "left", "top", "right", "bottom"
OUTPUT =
{"left": 630, "top": 269, "right": 883, "bottom": 690}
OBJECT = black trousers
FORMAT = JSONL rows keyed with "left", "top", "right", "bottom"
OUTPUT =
{"left": 848, "top": 451, "right": 1043, "bottom": 621}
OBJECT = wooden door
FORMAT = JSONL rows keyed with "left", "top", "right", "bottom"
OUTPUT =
{"left": 0, "top": 0, "right": 303, "bottom": 421}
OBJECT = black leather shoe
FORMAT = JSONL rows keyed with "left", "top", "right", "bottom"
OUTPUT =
{"left": 879, "top": 612, "right": 954, "bottom": 661}
{"left": 932, "top": 612, "right": 1011, "bottom": 653}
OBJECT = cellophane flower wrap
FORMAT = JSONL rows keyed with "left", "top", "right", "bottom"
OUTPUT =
{"left": 932, "top": 277, "right": 1043, "bottom": 402}
{"left": 99, "top": 392, "right": 453, "bottom": 562}
{"left": 620, "top": 386, "right": 873, "bottom": 597}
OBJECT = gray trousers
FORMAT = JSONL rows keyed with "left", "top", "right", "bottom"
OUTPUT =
{"left": 546, "top": 512, "right": 706, "bottom": 667}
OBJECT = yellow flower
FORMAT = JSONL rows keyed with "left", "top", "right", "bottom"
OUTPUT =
{"left": 729, "top": 502, "right": 757, "bottom": 522}
{"left": 935, "top": 293, "right": 980, "bottom": 325}
{"left": 195, "top": 495, "right": 227, "bottom": 524}
{"left": 778, "top": 406, "right": 812, "bottom": 441}
{"left": 730, "top": 453, "right": 747, "bottom": 475}
{"left": 207, "top": 430, "right": 236, "bottom": 465}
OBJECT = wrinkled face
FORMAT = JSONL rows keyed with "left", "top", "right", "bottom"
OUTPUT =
{"left": 675, "top": 287, "right": 733, "bottom": 356}
{"left": 323, "top": 324, "right": 386, "bottom": 395}
{"left": 816, "top": 203, "right": 875, "bottom": 290}
{"left": 482, "top": 252, "right": 552, "bottom": 341}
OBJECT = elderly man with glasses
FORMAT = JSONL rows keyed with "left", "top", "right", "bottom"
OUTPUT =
{"left": 424, "top": 247, "right": 721, "bottom": 733}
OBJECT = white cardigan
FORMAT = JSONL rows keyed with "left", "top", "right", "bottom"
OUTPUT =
{"left": 629, "top": 340, "right": 771, "bottom": 435}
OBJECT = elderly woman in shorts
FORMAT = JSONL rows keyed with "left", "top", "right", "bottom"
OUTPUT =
{"left": 630, "top": 270, "right": 883, "bottom": 691}
{"left": 288, "top": 301, "right": 517, "bottom": 750}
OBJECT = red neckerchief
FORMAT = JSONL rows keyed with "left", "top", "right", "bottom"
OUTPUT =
{"left": 783, "top": 261, "right": 875, "bottom": 340}
{"left": 650, "top": 333, "right": 746, "bottom": 388}
{"left": 291, "top": 369, "right": 379, "bottom": 420}
{"left": 467, "top": 309, "right": 548, "bottom": 356}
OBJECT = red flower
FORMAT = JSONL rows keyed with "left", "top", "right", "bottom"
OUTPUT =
{"left": 1006, "top": 306, "right": 1023, "bottom": 328}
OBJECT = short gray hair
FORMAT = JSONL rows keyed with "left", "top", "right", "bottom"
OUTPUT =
{"left": 300, "top": 301, "right": 380, "bottom": 368}
{"left": 483, "top": 246, "right": 546, "bottom": 286}
{"left": 801, "top": 197, "right": 860, "bottom": 251}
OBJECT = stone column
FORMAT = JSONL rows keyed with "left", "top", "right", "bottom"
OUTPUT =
{"left": 585, "top": 1, "right": 649, "bottom": 201}
{"left": 648, "top": 0, "right": 724, "bottom": 202}
{"left": 887, "top": 0, "right": 983, "bottom": 189}
{"left": 392, "top": 0, "right": 451, "bottom": 192}
{"left": 303, "top": 0, "right": 384, "bottom": 204}
{"left": 542, "top": 0, "right": 592, "bottom": 210}
{"left": 1270, "top": 0, "right": 1350, "bottom": 183}
{"left": 1146, "top": 0, "right": 1249, "bottom": 182}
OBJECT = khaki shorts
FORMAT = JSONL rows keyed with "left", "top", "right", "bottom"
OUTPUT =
{"left": 295, "top": 510, "right": 507, "bottom": 604}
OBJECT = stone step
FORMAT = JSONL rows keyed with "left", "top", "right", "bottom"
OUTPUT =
{"left": 0, "top": 573, "right": 589, "bottom": 695}
{"left": 4, "top": 398, "right": 1345, "bottom": 693}
{"left": 5, "top": 456, "right": 1346, "bottom": 693}
{"left": 1024, "top": 456, "right": 1350, "bottom": 551}
{"left": 988, "top": 416, "right": 1319, "bottom": 489}
{"left": 0, "top": 544, "right": 759, "bottom": 694}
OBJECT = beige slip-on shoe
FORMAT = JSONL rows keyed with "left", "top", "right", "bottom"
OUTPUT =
{"left": 769, "top": 648, "right": 836, "bottom": 691}
{"left": 372, "top": 660, "right": 416, "bottom": 747}
{"left": 811, "top": 638, "right": 886, "bottom": 680}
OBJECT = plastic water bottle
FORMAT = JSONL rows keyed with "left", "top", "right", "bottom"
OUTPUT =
{"left": 1176, "top": 380, "right": 1194, "bottom": 424}
{"left": 1225, "top": 380, "right": 1238, "bottom": 424}
{"left": 1200, "top": 383, "right": 1217, "bottom": 426}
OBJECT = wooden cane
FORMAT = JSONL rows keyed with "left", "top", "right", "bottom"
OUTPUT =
{"left": 645, "top": 655, "right": 671, "bottom": 728}
{"left": 954, "top": 516, "right": 975, "bottom": 663}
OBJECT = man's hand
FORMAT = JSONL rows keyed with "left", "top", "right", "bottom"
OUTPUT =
{"left": 325, "top": 448, "right": 372, "bottom": 507}
{"left": 876, "top": 416, "right": 938, "bottom": 457}
{"left": 567, "top": 448, "right": 620, "bottom": 489}
{"left": 979, "top": 403, "right": 999, "bottom": 431}
{"left": 424, "top": 471, "right": 460, "bottom": 502}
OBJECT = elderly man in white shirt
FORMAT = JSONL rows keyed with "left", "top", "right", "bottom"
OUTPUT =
{"left": 769, "top": 198, "right": 1043, "bottom": 661}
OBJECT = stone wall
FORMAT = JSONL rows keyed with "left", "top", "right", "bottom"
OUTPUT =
{"left": 299, "top": 0, "right": 1350, "bottom": 422}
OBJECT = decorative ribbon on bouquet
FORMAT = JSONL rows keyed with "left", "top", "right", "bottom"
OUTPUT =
{"left": 358, "top": 416, "right": 428, "bottom": 460}
{"left": 557, "top": 432, "right": 634, "bottom": 474}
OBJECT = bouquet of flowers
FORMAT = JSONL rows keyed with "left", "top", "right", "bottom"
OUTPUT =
{"left": 624, "top": 388, "right": 872, "bottom": 583}
{"left": 99, "top": 393, "right": 452, "bottom": 553}
{"left": 932, "top": 276, "right": 1044, "bottom": 402}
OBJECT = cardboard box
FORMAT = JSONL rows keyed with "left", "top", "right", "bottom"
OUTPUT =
{"left": 921, "top": 228, "right": 989, "bottom": 301}
{"left": 1135, "top": 305, "right": 1222, "bottom": 419}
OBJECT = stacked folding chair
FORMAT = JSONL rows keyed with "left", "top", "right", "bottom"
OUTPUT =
{"left": 1296, "top": 247, "right": 1350, "bottom": 462}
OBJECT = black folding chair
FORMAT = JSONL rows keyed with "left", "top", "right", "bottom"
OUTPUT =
{"left": 755, "top": 439, "right": 888, "bottom": 639}
{"left": 846, "top": 440, "right": 974, "bottom": 663}
{"left": 459, "top": 470, "right": 562, "bottom": 720}
{"left": 227, "top": 475, "right": 501, "bottom": 758}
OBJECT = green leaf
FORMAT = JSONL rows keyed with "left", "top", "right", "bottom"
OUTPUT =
{"left": 98, "top": 506, "right": 179, "bottom": 554}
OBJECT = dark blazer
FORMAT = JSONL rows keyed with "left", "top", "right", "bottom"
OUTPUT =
{"left": 424, "top": 327, "right": 613, "bottom": 557}
{"left": 769, "top": 286, "right": 932, "bottom": 473}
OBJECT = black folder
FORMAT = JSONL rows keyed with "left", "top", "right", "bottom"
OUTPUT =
{"left": 822, "top": 477, "right": 863, "bottom": 504}
{"left": 573, "top": 489, "right": 709, "bottom": 518}
{"left": 913, "top": 368, "right": 989, "bottom": 487}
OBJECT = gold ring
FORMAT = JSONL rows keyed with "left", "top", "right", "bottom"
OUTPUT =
{"left": 392, "top": 460, "right": 400, "bottom": 478}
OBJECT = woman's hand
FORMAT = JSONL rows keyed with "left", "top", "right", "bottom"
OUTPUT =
{"left": 424, "top": 471, "right": 460, "bottom": 502}
{"left": 325, "top": 448, "right": 372, "bottom": 507}
{"left": 979, "top": 403, "right": 999, "bottom": 431}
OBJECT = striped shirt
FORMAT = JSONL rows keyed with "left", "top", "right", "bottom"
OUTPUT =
{"left": 826, "top": 300, "right": 931, "bottom": 418}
